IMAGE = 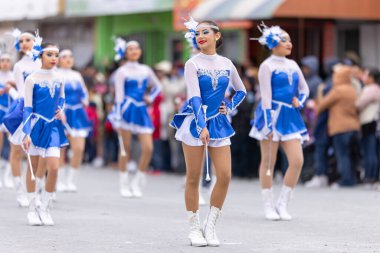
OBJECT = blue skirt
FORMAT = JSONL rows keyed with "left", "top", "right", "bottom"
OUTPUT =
{"left": 65, "top": 106, "right": 92, "bottom": 137}
{"left": 170, "top": 102, "right": 235, "bottom": 140}
{"left": 30, "top": 117, "right": 69, "bottom": 150}
{"left": 0, "top": 110, "right": 6, "bottom": 125}
{"left": 249, "top": 100, "right": 309, "bottom": 143}
{"left": 108, "top": 97, "right": 154, "bottom": 134}
{"left": 2, "top": 98, "right": 24, "bottom": 135}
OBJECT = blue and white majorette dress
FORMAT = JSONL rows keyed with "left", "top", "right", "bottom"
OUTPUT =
{"left": 249, "top": 55, "right": 310, "bottom": 143}
{"left": 58, "top": 68, "right": 91, "bottom": 138}
{"left": 12, "top": 69, "right": 68, "bottom": 157}
{"left": 109, "top": 61, "right": 162, "bottom": 134}
{"left": 2, "top": 55, "right": 41, "bottom": 143}
{"left": 170, "top": 53, "right": 247, "bottom": 147}
{"left": 0, "top": 71, "right": 14, "bottom": 132}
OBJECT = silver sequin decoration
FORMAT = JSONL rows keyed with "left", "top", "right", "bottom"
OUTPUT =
{"left": 38, "top": 80, "right": 62, "bottom": 98}
{"left": 197, "top": 69, "right": 229, "bottom": 90}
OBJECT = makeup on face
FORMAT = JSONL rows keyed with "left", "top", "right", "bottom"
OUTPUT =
{"left": 19, "top": 35, "right": 35, "bottom": 53}
{"left": 42, "top": 47, "right": 60, "bottom": 69}
{"left": 59, "top": 50, "right": 74, "bottom": 68}
{"left": 125, "top": 45, "right": 142, "bottom": 61}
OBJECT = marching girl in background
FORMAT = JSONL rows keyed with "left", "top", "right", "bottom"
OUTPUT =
{"left": 2, "top": 29, "right": 41, "bottom": 207}
{"left": 170, "top": 18, "right": 246, "bottom": 247}
{"left": 110, "top": 38, "right": 162, "bottom": 198}
{"left": 0, "top": 53, "right": 14, "bottom": 188}
{"left": 249, "top": 23, "right": 309, "bottom": 221}
{"left": 14, "top": 41, "right": 68, "bottom": 225}
{"left": 57, "top": 49, "right": 91, "bottom": 192}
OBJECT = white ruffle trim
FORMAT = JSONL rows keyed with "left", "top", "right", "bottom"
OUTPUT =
{"left": 28, "top": 144, "right": 64, "bottom": 158}
{"left": 249, "top": 127, "right": 309, "bottom": 144}
{"left": 174, "top": 115, "right": 231, "bottom": 147}
{"left": 120, "top": 122, "right": 153, "bottom": 134}
{"left": 65, "top": 127, "right": 91, "bottom": 138}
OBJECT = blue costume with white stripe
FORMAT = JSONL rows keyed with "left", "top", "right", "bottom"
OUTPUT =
{"left": 0, "top": 71, "right": 14, "bottom": 129}
{"left": 109, "top": 61, "right": 162, "bottom": 134}
{"left": 59, "top": 68, "right": 91, "bottom": 137}
{"left": 2, "top": 56, "right": 41, "bottom": 141}
{"left": 170, "top": 53, "right": 246, "bottom": 147}
{"left": 249, "top": 55, "right": 310, "bottom": 142}
{"left": 14, "top": 69, "right": 68, "bottom": 157}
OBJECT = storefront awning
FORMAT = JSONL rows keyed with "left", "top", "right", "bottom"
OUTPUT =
{"left": 192, "top": 0, "right": 380, "bottom": 21}
{"left": 274, "top": 0, "right": 380, "bottom": 21}
{"left": 191, "top": 0, "right": 284, "bottom": 21}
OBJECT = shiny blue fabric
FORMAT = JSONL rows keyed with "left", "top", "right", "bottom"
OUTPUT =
{"left": 121, "top": 99, "right": 153, "bottom": 130}
{"left": 22, "top": 106, "right": 33, "bottom": 136}
{"left": 2, "top": 98, "right": 24, "bottom": 134}
{"left": 64, "top": 81, "right": 91, "bottom": 130}
{"left": 28, "top": 82, "right": 68, "bottom": 149}
{"left": 189, "top": 96, "right": 206, "bottom": 136}
{"left": 171, "top": 68, "right": 241, "bottom": 139}
{"left": 225, "top": 90, "right": 246, "bottom": 112}
{"left": 0, "top": 83, "right": 10, "bottom": 108}
{"left": 252, "top": 70, "right": 307, "bottom": 137}
{"left": 65, "top": 108, "right": 92, "bottom": 130}
{"left": 124, "top": 79, "right": 148, "bottom": 102}
{"left": 64, "top": 81, "right": 86, "bottom": 106}
{"left": 33, "top": 82, "right": 62, "bottom": 119}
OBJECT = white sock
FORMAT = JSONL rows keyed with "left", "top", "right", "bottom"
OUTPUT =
{"left": 14, "top": 176, "right": 22, "bottom": 191}
{"left": 35, "top": 177, "right": 43, "bottom": 193}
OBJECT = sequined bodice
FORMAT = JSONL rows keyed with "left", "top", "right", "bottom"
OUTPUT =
{"left": 33, "top": 78, "right": 63, "bottom": 119}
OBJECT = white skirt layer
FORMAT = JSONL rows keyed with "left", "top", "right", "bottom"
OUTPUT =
{"left": 120, "top": 121, "right": 154, "bottom": 134}
{"left": 28, "top": 144, "right": 60, "bottom": 158}
{"left": 249, "top": 127, "right": 310, "bottom": 144}
{"left": 175, "top": 115, "right": 231, "bottom": 147}
{"left": 65, "top": 128, "right": 90, "bottom": 138}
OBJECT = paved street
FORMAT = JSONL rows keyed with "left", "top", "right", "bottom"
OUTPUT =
{"left": 1, "top": 166, "right": 380, "bottom": 253}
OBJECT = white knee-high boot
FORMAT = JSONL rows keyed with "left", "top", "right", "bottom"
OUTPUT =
{"left": 187, "top": 210, "right": 207, "bottom": 247}
{"left": 261, "top": 188, "right": 280, "bottom": 220}
{"left": 203, "top": 206, "right": 222, "bottom": 247}
{"left": 276, "top": 185, "right": 293, "bottom": 220}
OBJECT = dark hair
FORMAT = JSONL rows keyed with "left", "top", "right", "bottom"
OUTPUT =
{"left": 199, "top": 20, "right": 223, "bottom": 49}
{"left": 367, "top": 68, "right": 380, "bottom": 85}
{"left": 39, "top": 42, "right": 59, "bottom": 58}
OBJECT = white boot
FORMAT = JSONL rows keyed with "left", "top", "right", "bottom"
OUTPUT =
{"left": 305, "top": 175, "right": 328, "bottom": 188}
{"left": 203, "top": 206, "right": 221, "bottom": 247}
{"left": 131, "top": 170, "right": 145, "bottom": 198}
{"left": 119, "top": 171, "right": 132, "bottom": 198}
{"left": 3, "top": 163, "right": 14, "bottom": 188}
{"left": 261, "top": 188, "right": 280, "bottom": 220}
{"left": 56, "top": 168, "right": 67, "bottom": 192}
{"left": 39, "top": 191, "right": 54, "bottom": 226}
{"left": 187, "top": 210, "right": 207, "bottom": 247}
{"left": 276, "top": 185, "right": 293, "bottom": 221}
{"left": 27, "top": 193, "right": 42, "bottom": 226}
{"left": 66, "top": 168, "right": 78, "bottom": 192}
{"left": 15, "top": 176, "right": 29, "bottom": 207}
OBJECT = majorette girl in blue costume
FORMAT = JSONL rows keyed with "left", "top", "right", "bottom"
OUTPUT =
{"left": 2, "top": 29, "right": 41, "bottom": 208}
{"left": 18, "top": 41, "right": 68, "bottom": 226}
{"left": 249, "top": 23, "right": 309, "bottom": 221}
{"left": 170, "top": 18, "right": 246, "bottom": 247}
{"left": 109, "top": 38, "right": 162, "bottom": 198}
{"left": 57, "top": 49, "right": 92, "bottom": 193}
{"left": 0, "top": 52, "right": 14, "bottom": 189}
